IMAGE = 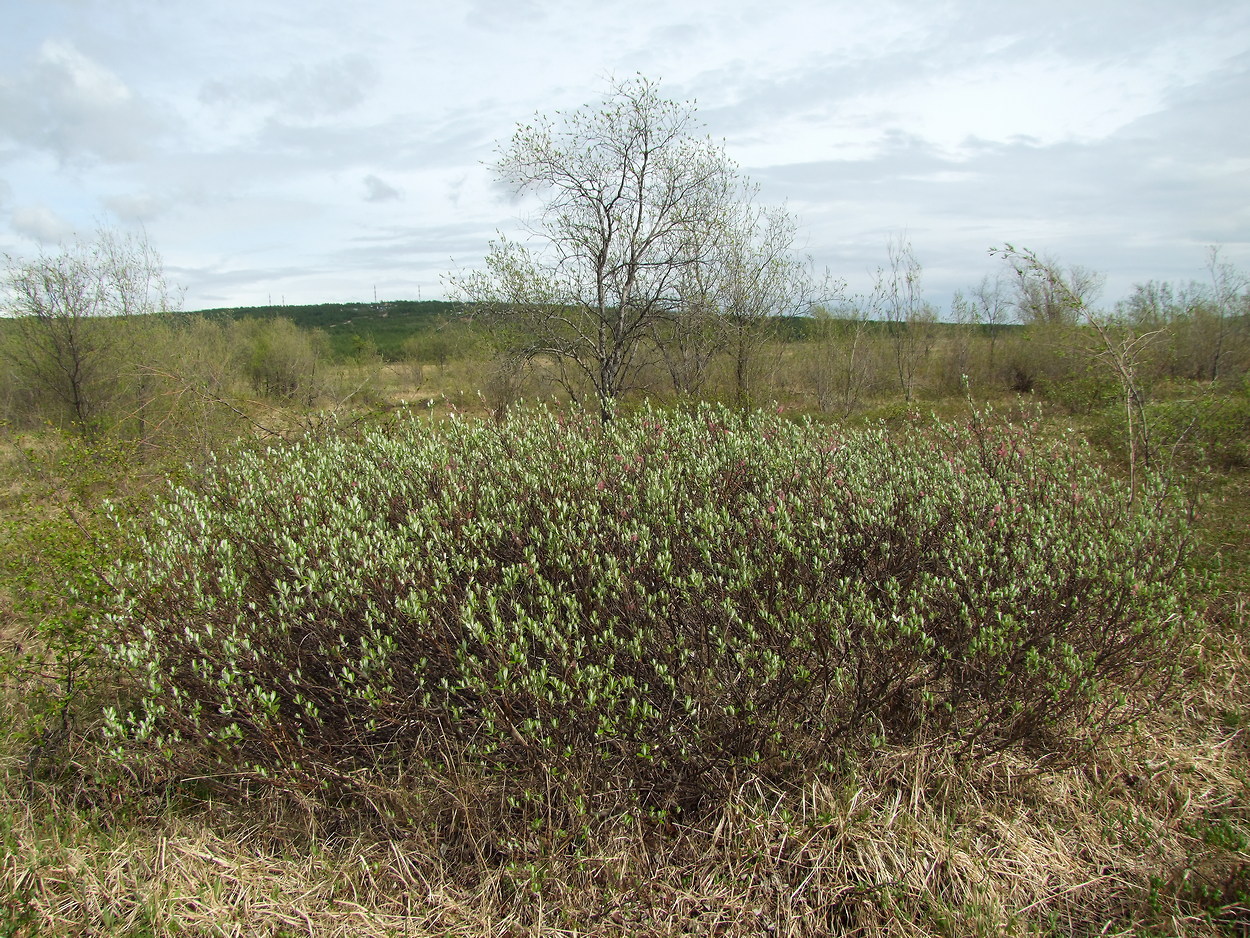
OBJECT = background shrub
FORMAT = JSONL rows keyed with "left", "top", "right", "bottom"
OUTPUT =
{"left": 98, "top": 405, "right": 1193, "bottom": 826}
{"left": 1150, "top": 386, "right": 1250, "bottom": 472}
{"left": 1085, "top": 380, "right": 1250, "bottom": 502}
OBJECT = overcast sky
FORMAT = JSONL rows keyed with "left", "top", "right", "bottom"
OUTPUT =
{"left": 2, "top": 0, "right": 1248, "bottom": 312}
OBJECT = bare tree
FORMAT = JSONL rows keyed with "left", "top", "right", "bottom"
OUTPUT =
{"left": 1, "top": 227, "right": 178, "bottom": 436}
{"left": 1202, "top": 245, "right": 1248, "bottom": 383}
{"left": 648, "top": 292, "right": 719, "bottom": 400}
{"left": 679, "top": 200, "right": 831, "bottom": 407}
{"left": 969, "top": 273, "right": 1011, "bottom": 377}
{"left": 805, "top": 295, "right": 875, "bottom": 415}
{"left": 947, "top": 289, "right": 976, "bottom": 392}
{"left": 881, "top": 235, "right": 936, "bottom": 403}
{"left": 450, "top": 76, "right": 817, "bottom": 419}
{"left": 1116, "top": 263, "right": 1250, "bottom": 383}
{"left": 1002, "top": 250, "right": 1104, "bottom": 327}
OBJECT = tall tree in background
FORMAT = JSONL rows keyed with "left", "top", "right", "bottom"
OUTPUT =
{"left": 805, "top": 295, "right": 876, "bottom": 415}
{"left": 712, "top": 202, "right": 828, "bottom": 408}
{"left": 1202, "top": 245, "right": 1249, "bottom": 383}
{"left": 1004, "top": 250, "right": 1104, "bottom": 327}
{"left": 451, "top": 76, "right": 817, "bottom": 419}
{"left": 663, "top": 199, "right": 829, "bottom": 407}
{"left": 996, "top": 245, "right": 1163, "bottom": 502}
{"left": 969, "top": 273, "right": 1011, "bottom": 378}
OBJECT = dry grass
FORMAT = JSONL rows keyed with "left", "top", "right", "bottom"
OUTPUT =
{"left": 4, "top": 642, "right": 1249, "bottom": 938}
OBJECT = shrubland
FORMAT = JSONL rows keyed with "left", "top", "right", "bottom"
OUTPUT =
{"left": 3, "top": 392, "right": 1248, "bottom": 936}
{"left": 1, "top": 229, "right": 1248, "bottom": 935}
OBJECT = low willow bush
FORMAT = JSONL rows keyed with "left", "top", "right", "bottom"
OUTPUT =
{"left": 98, "top": 405, "right": 1192, "bottom": 824}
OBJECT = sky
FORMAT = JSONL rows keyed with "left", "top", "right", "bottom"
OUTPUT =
{"left": 1, "top": 0, "right": 1248, "bottom": 313}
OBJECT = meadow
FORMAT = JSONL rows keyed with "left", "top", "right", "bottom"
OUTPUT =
{"left": 1, "top": 291, "right": 1249, "bottom": 936}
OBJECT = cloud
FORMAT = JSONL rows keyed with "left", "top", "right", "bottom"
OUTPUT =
{"left": 447, "top": 174, "right": 469, "bottom": 208}
{"left": 465, "top": 0, "right": 545, "bottom": 32}
{"left": 0, "top": 39, "right": 168, "bottom": 163}
{"left": 238, "top": 107, "right": 498, "bottom": 180}
{"left": 199, "top": 54, "right": 376, "bottom": 121}
{"left": 9, "top": 204, "right": 77, "bottom": 243}
{"left": 169, "top": 259, "right": 326, "bottom": 310}
{"left": 649, "top": 22, "right": 702, "bottom": 47}
{"left": 336, "top": 221, "right": 499, "bottom": 263}
{"left": 103, "top": 191, "right": 171, "bottom": 223}
{"left": 362, "top": 174, "right": 401, "bottom": 202}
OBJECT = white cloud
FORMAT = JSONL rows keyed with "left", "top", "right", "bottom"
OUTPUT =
{"left": 464, "top": 0, "right": 545, "bottom": 32}
{"left": 198, "top": 54, "right": 376, "bottom": 121}
{"left": 39, "top": 39, "right": 131, "bottom": 107}
{"left": 103, "top": 191, "right": 171, "bottom": 223}
{"left": 10, "top": 204, "right": 77, "bottom": 243}
{"left": 0, "top": 39, "right": 168, "bottom": 163}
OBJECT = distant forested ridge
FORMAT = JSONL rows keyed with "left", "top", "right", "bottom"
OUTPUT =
{"left": 189, "top": 299, "right": 467, "bottom": 360}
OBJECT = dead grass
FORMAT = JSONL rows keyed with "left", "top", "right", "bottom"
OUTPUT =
{"left": 4, "top": 647, "right": 1249, "bottom": 938}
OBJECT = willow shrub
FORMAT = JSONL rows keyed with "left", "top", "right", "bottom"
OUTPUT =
{"left": 99, "top": 405, "right": 1192, "bottom": 820}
